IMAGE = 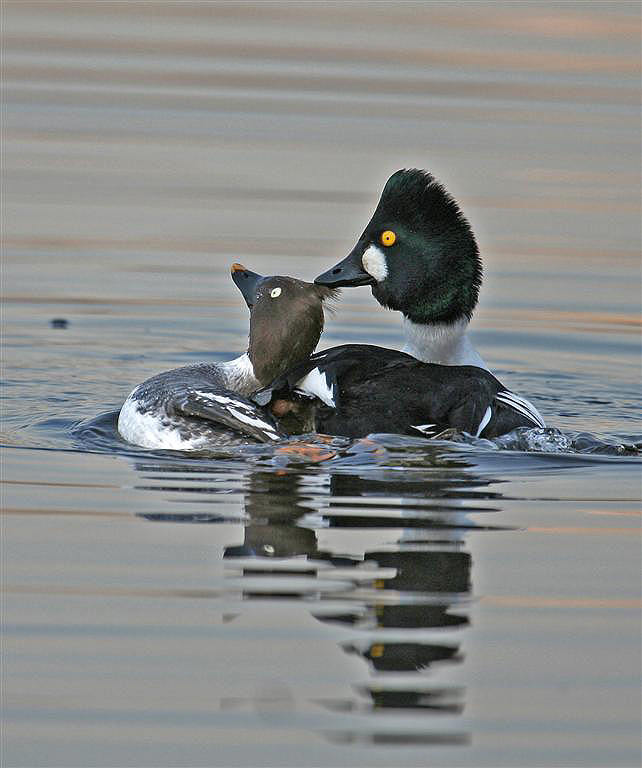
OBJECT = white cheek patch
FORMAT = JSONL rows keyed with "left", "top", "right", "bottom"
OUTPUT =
{"left": 362, "top": 245, "right": 388, "bottom": 282}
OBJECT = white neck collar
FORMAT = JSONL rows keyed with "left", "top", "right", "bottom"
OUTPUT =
{"left": 401, "top": 316, "right": 488, "bottom": 369}
{"left": 220, "top": 353, "right": 260, "bottom": 395}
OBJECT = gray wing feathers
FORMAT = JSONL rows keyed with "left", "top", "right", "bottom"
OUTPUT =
{"left": 175, "top": 388, "right": 285, "bottom": 443}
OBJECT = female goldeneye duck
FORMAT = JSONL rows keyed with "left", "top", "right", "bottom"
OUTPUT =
{"left": 254, "top": 344, "right": 543, "bottom": 440}
{"left": 314, "top": 167, "right": 545, "bottom": 429}
{"left": 117, "top": 265, "right": 337, "bottom": 450}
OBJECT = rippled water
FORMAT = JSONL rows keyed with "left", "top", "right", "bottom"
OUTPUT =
{"left": 2, "top": 2, "right": 641, "bottom": 767}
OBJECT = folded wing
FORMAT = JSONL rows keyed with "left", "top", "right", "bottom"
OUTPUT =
{"left": 175, "top": 387, "right": 285, "bottom": 443}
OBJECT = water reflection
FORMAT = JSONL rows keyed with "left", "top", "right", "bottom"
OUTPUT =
{"left": 134, "top": 449, "right": 505, "bottom": 746}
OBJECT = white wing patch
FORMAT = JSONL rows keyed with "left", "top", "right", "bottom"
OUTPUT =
{"left": 494, "top": 391, "right": 545, "bottom": 428}
{"left": 295, "top": 367, "right": 336, "bottom": 407}
{"left": 194, "top": 392, "right": 238, "bottom": 407}
{"left": 226, "top": 406, "right": 280, "bottom": 440}
{"left": 475, "top": 405, "right": 492, "bottom": 437}
{"left": 411, "top": 423, "right": 437, "bottom": 436}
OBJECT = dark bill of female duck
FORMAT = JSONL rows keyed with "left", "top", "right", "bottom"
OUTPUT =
{"left": 230, "top": 263, "right": 339, "bottom": 385}
{"left": 231, "top": 262, "right": 263, "bottom": 309}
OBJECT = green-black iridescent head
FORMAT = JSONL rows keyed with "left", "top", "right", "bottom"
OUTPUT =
{"left": 315, "top": 169, "right": 482, "bottom": 325}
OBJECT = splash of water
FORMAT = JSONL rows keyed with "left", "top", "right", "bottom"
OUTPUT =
{"left": 445, "top": 426, "right": 640, "bottom": 456}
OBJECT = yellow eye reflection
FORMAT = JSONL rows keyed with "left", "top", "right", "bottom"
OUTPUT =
{"left": 380, "top": 230, "right": 396, "bottom": 247}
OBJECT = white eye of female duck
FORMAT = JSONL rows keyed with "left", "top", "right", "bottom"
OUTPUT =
{"left": 380, "top": 230, "right": 396, "bottom": 247}
{"left": 270, "top": 287, "right": 282, "bottom": 298}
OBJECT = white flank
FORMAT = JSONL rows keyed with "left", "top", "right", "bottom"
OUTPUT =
{"left": 411, "top": 423, "right": 436, "bottom": 436}
{"left": 226, "top": 406, "right": 280, "bottom": 440}
{"left": 475, "top": 405, "right": 492, "bottom": 437}
{"left": 401, "top": 317, "right": 488, "bottom": 369}
{"left": 361, "top": 245, "right": 388, "bottom": 282}
{"left": 295, "top": 367, "right": 336, "bottom": 407}
{"left": 495, "top": 391, "right": 545, "bottom": 428}
{"left": 117, "top": 397, "right": 208, "bottom": 450}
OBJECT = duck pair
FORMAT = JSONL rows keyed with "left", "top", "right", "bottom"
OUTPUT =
{"left": 118, "top": 169, "right": 545, "bottom": 450}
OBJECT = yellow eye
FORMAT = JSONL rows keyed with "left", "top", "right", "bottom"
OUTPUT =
{"left": 380, "top": 230, "right": 396, "bottom": 247}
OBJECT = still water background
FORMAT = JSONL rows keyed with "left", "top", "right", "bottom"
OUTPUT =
{"left": 2, "top": 2, "right": 641, "bottom": 766}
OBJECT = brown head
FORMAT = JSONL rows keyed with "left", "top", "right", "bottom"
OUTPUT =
{"left": 231, "top": 263, "right": 338, "bottom": 385}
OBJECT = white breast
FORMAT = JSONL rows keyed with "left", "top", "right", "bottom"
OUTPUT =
{"left": 401, "top": 317, "right": 488, "bottom": 369}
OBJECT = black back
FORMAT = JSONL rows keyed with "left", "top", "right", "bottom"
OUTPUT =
{"left": 257, "top": 344, "right": 511, "bottom": 439}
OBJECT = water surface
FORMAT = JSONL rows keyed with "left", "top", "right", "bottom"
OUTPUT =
{"left": 2, "top": 3, "right": 641, "bottom": 766}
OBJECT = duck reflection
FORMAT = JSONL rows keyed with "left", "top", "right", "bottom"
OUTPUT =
{"left": 134, "top": 448, "right": 502, "bottom": 745}
{"left": 224, "top": 471, "right": 317, "bottom": 561}
{"left": 219, "top": 464, "right": 477, "bottom": 727}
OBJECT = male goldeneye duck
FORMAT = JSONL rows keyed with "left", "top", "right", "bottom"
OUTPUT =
{"left": 255, "top": 344, "right": 542, "bottom": 440}
{"left": 117, "top": 265, "right": 337, "bottom": 449}
{"left": 314, "top": 167, "right": 545, "bottom": 429}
